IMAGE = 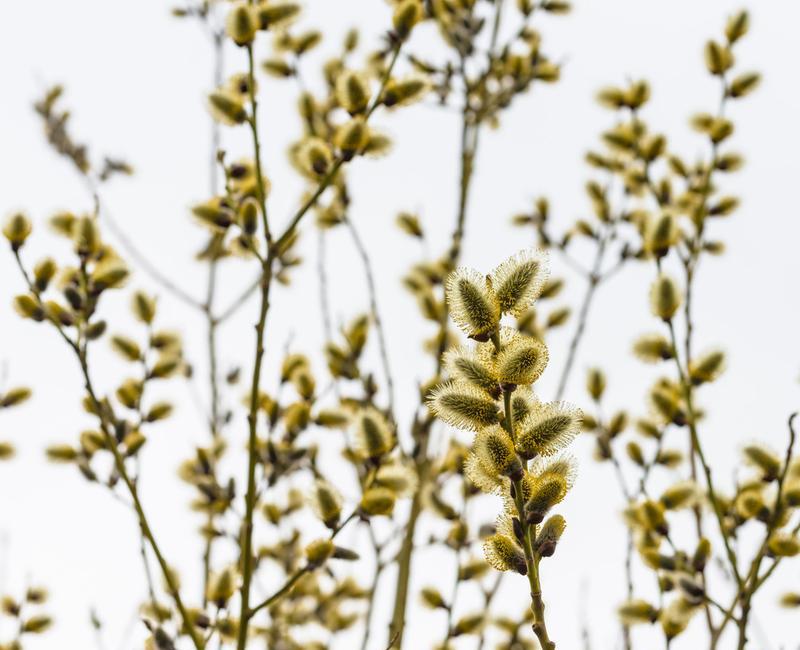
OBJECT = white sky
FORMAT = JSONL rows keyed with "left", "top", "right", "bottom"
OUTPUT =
{"left": 1, "top": 1, "right": 800, "bottom": 648}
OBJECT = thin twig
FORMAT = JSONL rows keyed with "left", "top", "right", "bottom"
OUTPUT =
{"left": 344, "top": 215, "right": 396, "bottom": 416}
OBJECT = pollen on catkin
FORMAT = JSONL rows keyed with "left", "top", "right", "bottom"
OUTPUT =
{"left": 473, "top": 426, "right": 522, "bottom": 480}
{"left": 464, "top": 452, "right": 505, "bottom": 493}
{"left": 495, "top": 335, "right": 549, "bottom": 386}
{"left": 489, "top": 249, "right": 548, "bottom": 316}
{"left": 525, "top": 472, "right": 568, "bottom": 524}
{"left": 515, "top": 402, "right": 582, "bottom": 459}
{"left": 534, "top": 514, "right": 566, "bottom": 557}
{"left": 428, "top": 381, "right": 499, "bottom": 431}
{"left": 445, "top": 267, "right": 500, "bottom": 338}
{"left": 443, "top": 346, "right": 500, "bottom": 397}
{"left": 529, "top": 454, "right": 578, "bottom": 491}
{"left": 483, "top": 534, "right": 527, "bottom": 575}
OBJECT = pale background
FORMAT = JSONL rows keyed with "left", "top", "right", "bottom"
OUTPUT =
{"left": 1, "top": 1, "right": 799, "bottom": 648}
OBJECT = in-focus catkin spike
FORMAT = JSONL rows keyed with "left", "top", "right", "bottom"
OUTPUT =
{"left": 483, "top": 534, "right": 527, "bottom": 575}
{"left": 533, "top": 514, "right": 566, "bottom": 557}
{"left": 490, "top": 249, "right": 548, "bottom": 316}
{"left": 515, "top": 403, "right": 582, "bottom": 459}
{"left": 445, "top": 267, "right": 500, "bottom": 339}
{"left": 428, "top": 381, "right": 499, "bottom": 431}
{"left": 495, "top": 335, "right": 549, "bottom": 386}
{"left": 473, "top": 426, "right": 522, "bottom": 480}
{"left": 524, "top": 473, "right": 568, "bottom": 524}
{"left": 443, "top": 347, "right": 500, "bottom": 397}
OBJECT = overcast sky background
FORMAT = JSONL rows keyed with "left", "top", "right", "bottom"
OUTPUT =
{"left": 2, "top": 1, "right": 800, "bottom": 648}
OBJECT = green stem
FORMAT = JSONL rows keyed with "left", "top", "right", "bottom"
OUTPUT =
{"left": 503, "top": 384, "right": 555, "bottom": 650}
{"left": 235, "top": 254, "right": 274, "bottom": 650}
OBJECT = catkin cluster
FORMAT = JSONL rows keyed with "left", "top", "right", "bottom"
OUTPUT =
{"left": 429, "top": 250, "right": 580, "bottom": 649}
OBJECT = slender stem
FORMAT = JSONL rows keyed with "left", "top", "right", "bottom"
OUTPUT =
{"left": 498, "top": 358, "right": 555, "bottom": 649}
{"left": 359, "top": 522, "right": 386, "bottom": 650}
{"left": 733, "top": 413, "right": 797, "bottom": 649}
{"left": 344, "top": 215, "right": 396, "bottom": 415}
{"left": 554, "top": 218, "right": 616, "bottom": 401}
{"left": 317, "top": 228, "right": 334, "bottom": 343}
{"left": 247, "top": 510, "right": 359, "bottom": 617}
{"left": 236, "top": 43, "right": 402, "bottom": 649}
{"left": 13, "top": 251, "right": 203, "bottom": 648}
{"left": 80, "top": 351, "right": 205, "bottom": 650}
{"left": 664, "top": 317, "right": 742, "bottom": 588}
{"left": 235, "top": 253, "right": 274, "bottom": 650}
{"left": 246, "top": 44, "right": 272, "bottom": 245}
{"left": 85, "top": 178, "right": 204, "bottom": 311}
{"left": 202, "top": 27, "right": 224, "bottom": 608}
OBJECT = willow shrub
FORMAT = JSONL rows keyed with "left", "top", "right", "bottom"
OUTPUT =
{"left": 3, "top": 2, "right": 799, "bottom": 649}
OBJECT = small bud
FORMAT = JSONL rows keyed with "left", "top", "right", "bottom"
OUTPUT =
{"left": 333, "top": 118, "right": 369, "bottom": 160}
{"left": 298, "top": 137, "right": 333, "bottom": 177}
{"left": 420, "top": 587, "right": 447, "bottom": 609}
{"left": 13, "top": 294, "right": 45, "bottom": 321}
{"left": 649, "top": 274, "right": 681, "bottom": 321}
{"left": 618, "top": 599, "right": 659, "bottom": 625}
{"left": 32, "top": 258, "right": 57, "bottom": 292}
{"left": 311, "top": 479, "right": 343, "bottom": 529}
{"left": 533, "top": 514, "right": 566, "bottom": 558}
{"left": 3, "top": 213, "right": 32, "bottom": 250}
{"left": 360, "top": 487, "right": 396, "bottom": 516}
{"left": 226, "top": 2, "right": 257, "bottom": 46}
{"left": 335, "top": 70, "right": 371, "bottom": 115}
{"left": 392, "top": 0, "right": 423, "bottom": 40}
{"left": 692, "top": 538, "right": 711, "bottom": 572}
{"left": 353, "top": 407, "right": 395, "bottom": 460}
{"left": 255, "top": 2, "right": 301, "bottom": 30}
{"left": 238, "top": 197, "right": 259, "bottom": 236}
{"left": 208, "top": 91, "right": 247, "bottom": 126}
{"left": 305, "top": 539, "right": 335, "bottom": 566}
